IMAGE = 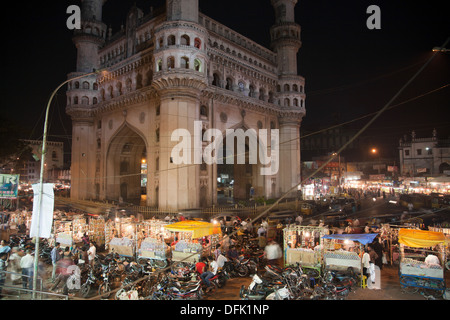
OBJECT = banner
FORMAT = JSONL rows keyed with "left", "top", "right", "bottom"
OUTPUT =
{"left": 30, "top": 183, "right": 54, "bottom": 239}
{"left": 0, "top": 174, "right": 19, "bottom": 199}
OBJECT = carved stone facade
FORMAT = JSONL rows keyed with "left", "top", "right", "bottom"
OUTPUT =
{"left": 66, "top": 0, "right": 306, "bottom": 210}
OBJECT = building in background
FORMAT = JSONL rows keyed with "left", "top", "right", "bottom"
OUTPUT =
{"left": 66, "top": 0, "right": 306, "bottom": 209}
{"left": 398, "top": 130, "right": 450, "bottom": 178}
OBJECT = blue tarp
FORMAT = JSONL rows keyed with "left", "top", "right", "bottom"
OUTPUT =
{"left": 322, "top": 233, "right": 378, "bottom": 245}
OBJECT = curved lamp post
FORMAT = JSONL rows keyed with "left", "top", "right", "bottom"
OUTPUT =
{"left": 32, "top": 68, "right": 106, "bottom": 299}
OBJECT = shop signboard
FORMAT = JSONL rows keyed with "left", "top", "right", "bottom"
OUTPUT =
{"left": 0, "top": 174, "right": 19, "bottom": 199}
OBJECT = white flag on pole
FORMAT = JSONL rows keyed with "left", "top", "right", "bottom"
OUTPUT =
{"left": 30, "top": 183, "right": 54, "bottom": 239}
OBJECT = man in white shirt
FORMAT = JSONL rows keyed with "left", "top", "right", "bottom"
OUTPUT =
{"left": 201, "top": 256, "right": 219, "bottom": 287}
{"left": 87, "top": 243, "right": 96, "bottom": 267}
{"left": 264, "top": 240, "right": 282, "bottom": 265}
{"left": 20, "top": 249, "right": 34, "bottom": 289}
{"left": 216, "top": 253, "right": 228, "bottom": 269}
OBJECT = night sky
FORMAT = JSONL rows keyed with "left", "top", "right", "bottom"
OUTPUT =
{"left": 2, "top": 0, "right": 449, "bottom": 162}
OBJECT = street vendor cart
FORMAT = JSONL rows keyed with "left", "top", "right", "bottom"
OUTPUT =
{"left": 398, "top": 228, "right": 446, "bottom": 295}
{"left": 164, "top": 220, "right": 221, "bottom": 264}
{"left": 322, "top": 233, "right": 378, "bottom": 282}
{"left": 283, "top": 225, "right": 328, "bottom": 277}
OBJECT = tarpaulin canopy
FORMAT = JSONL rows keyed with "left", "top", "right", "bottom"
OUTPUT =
{"left": 322, "top": 233, "right": 378, "bottom": 245}
{"left": 398, "top": 228, "right": 445, "bottom": 248}
{"left": 164, "top": 220, "right": 221, "bottom": 239}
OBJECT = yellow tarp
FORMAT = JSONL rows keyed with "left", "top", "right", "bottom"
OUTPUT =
{"left": 164, "top": 220, "right": 221, "bottom": 239}
{"left": 398, "top": 228, "right": 445, "bottom": 248}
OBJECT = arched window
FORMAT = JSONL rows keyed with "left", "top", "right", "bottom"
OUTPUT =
{"left": 116, "top": 82, "right": 123, "bottom": 95}
{"left": 200, "top": 105, "right": 208, "bottom": 117}
{"left": 93, "top": 83, "right": 98, "bottom": 90}
{"left": 249, "top": 85, "right": 255, "bottom": 97}
{"left": 82, "top": 81, "right": 89, "bottom": 89}
{"left": 156, "top": 59, "right": 163, "bottom": 71}
{"left": 180, "top": 34, "right": 190, "bottom": 46}
{"left": 284, "top": 98, "right": 290, "bottom": 107}
{"left": 194, "top": 59, "right": 202, "bottom": 72}
{"left": 81, "top": 96, "right": 89, "bottom": 105}
{"left": 259, "top": 88, "right": 265, "bottom": 100}
{"left": 156, "top": 128, "right": 160, "bottom": 143}
{"left": 52, "top": 151, "right": 57, "bottom": 161}
{"left": 284, "top": 84, "right": 290, "bottom": 92}
{"left": 225, "top": 78, "right": 233, "bottom": 90}
{"left": 268, "top": 91, "right": 274, "bottom": 103}
{"left": 73, "top": 96, "right": 79, "bottom": 104}
{"left": 293, "top": 98, "right": 298, "bottom": 106}
{"left": 167, "top": 35, "right": 176, "bottom": 45}
{"left": 108, "top": 86, "right": 114, "bottom": 99}
{"left": 293, "top": 84, "right": 298, "bottom": 92}
{"left": 74, "top": 81, "right": 80, "bottom": 89}
{"left": 212, "top": 73, "right": 220, "bottom": 87}
{"left": 180, "top": 57, "right": 189, "bottom": 69}
{"left": 194, "top": 37, "right": 201, "bottom": 49}
{"left": 158, "top": 37, "right": 163, "bottom": 48}
{"left": 167, "top": 56, "right": 175, "bottom": 69}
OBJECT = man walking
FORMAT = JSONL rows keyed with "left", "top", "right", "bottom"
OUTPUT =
{"left": 51, "top": 242, "right": 61, "bottom": 282}
{"left": 20, "top": 249, "right": 34, "bottom": 290}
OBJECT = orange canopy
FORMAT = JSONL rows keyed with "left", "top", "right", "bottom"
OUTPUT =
{"left": 398, "top": 228, "right": 445, "bottom": 248}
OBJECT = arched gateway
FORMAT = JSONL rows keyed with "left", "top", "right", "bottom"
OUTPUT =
{"left": 66, "top": 0, "right": 306, "bottom": 210}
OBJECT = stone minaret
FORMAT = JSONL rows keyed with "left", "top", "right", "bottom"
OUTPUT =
{"left": 66, "top": 0, "right": 107, "bottom": 200}
{"left": 270, "top": 0, "right": 306, "bottom": 196}
{"left": 152, "top": 0, "right": 209, "bottom": 209}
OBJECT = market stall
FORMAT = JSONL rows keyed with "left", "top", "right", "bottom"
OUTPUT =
{"left": 53, "top": 219, "right": 73, "bottom": 248}
{"left": 398, "top": 228, "right": 446, "bottom": 294}
{"left": 283, "top": 225, "right": 328, "bottom": 274}
{"left": 137, "top": 219, "right": 171, "bottom": 262}
{"left": 164, "top": 220, "right": 222, "bottom": 263}
{"left": 108, "top": 217, "right": 137, "bottom": 257}
{"left": 322, "top": 233, "right": 378, "bottom": 273}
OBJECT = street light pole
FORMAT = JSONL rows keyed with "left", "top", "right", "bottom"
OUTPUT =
{"left": 32, "top": 69, "right": 104, "bottom": 299}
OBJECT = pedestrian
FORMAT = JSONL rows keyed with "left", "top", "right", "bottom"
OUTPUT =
{"left": 19, "top": 249, "right": 34, "bottom": 290}
{"left": 62, "top": 246, "right": 72, "bottom": 260}
{"left": 200, "top": 256, "right": 218, "bottom": 288}
{"left": 0, "top": 253, "right": 8, "bottom": 298}
{"left": 257, "top": 224, "right": 266, "bottom": 238}
{"left": 51, "top": 242, "right": 61, "bottom": 282}
{"left": 0, "top": 240, "right": 11, "bottom": 255}
{"left": 367, "top": 245, "right": 379, "bottom": 289}
{"left": 70, "top": 244, "right": 80, "bottom": 264}
{"left": 371, "top": 236, "right": 383, "bottom": 270}
{"left": 81, "top": 233, "right": 90, "bottom": 246}
{"left": 87, "top": 242, "right": 96, "bottom": 267}
{"left": 362, "top": 248, "right": 371, "bottom": 279}
{"left": 264, "top": 239, "right": 282, "bottom": 266}
{"left": 8, "top": 247, "right": 22, "bottom": 285}
{"left": 213, "top": 244, "right": 221, "bottom": 261}
{"left": 50, "top": 253, "right": 75, "bottom": 295}
{"left": 78, "top": 245, "right": 89, "bottom": 267}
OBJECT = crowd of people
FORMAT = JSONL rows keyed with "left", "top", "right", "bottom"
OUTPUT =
{"left": 0, "top": 231, "right": 100, "bottom": 298}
